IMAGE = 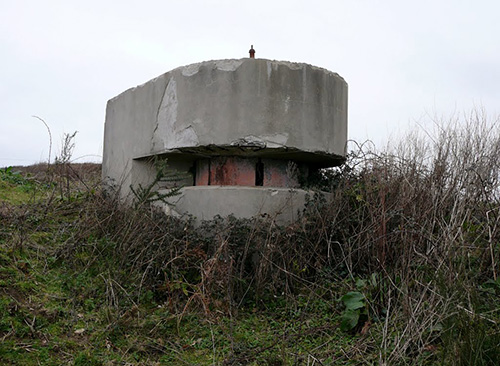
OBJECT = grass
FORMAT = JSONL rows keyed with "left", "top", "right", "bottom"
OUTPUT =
{"left": 0, "top": 181, "right": 31, "bottom": 205}
{"left": 0, "top": 164, "right": 360, "bottom": 365}
{"left": 0, "top": 236, "right": 351, "bottom": 365}
{"left": 1, "top": 112, "right": 500, "bottom": 364}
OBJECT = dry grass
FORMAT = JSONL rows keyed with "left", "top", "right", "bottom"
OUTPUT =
{"left": 3, "top": 110, "right": 500, "bottom": 364}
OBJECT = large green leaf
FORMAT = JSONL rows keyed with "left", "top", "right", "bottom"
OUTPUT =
{"left": 341, "top": 291, "right": 365, "bottom": 310}
{"left": 340, "top": 309, "right": 360, "bottom": 331}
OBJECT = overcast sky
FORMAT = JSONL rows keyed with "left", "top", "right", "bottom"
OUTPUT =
{"left": 1, "top": 0, "right": 499, "bottom": 167}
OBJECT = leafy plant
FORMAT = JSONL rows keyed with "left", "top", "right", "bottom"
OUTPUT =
{"left": 0, "top": 166, "right": 36, "bottom": 194}
{"left": 1, "top": 167, "right": 30, "bottom": 186}
{"left": 129, "top": 158, "right": 185, "bottom": 207}
{"left": 339, "top": 291, "right": 366, "bottom": 331}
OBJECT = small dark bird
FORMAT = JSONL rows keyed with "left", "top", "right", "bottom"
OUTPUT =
{"left": 249, "top": 45, "right": 255, "bottom": 58}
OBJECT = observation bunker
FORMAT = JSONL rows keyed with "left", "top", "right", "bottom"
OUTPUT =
{"left": 102, "top": 57, "right": 348, "bottom": 222}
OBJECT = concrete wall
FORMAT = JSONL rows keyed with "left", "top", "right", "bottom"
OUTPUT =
{"left": 162, "top": 186, "right": 313, "bottom": 224}
{"left": 103, "top": 58, "right": 348, "bottom": 199}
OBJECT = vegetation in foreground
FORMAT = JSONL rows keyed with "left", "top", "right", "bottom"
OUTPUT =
{"left": 1, "top": 113, "right": 500, "bottom": 365}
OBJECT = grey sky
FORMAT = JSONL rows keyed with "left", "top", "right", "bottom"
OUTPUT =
{"left": 1, "top": 0, "right": 499, "bottom": 167}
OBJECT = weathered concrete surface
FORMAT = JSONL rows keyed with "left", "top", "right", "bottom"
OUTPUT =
{"left": 103, "top": 58, "right": 348, "bottom": 196}
{"left": 162, "top": 186, "right": 312, "bottom": 224}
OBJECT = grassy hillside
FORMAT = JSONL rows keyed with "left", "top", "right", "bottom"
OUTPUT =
{"left": 1, "top": 115, "right": 500, "bottom": 365}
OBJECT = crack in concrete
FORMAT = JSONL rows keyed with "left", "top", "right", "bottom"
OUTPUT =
{"left": 152, "top": 78, "right": 170, "bottom": 142}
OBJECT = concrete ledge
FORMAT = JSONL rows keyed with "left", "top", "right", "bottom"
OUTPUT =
{"left": 160, "top": 186, "right": 314, "bottom": 224}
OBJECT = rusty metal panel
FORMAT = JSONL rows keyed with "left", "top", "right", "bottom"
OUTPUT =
{"left": 263, "top": 159, "right": 299, "bottom": 188}
{"left": 195, "top": 159, "right": 210, "bottom": 185}
{"left": 210, "top": 157, "right": 256, "bottom": 186}
{"left": 196, "top": 157, "right": 301, "bottom": 187}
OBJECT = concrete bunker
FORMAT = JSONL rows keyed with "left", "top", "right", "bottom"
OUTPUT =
{"left": 103, "top": 58, "right": 348, "bottom": 222}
